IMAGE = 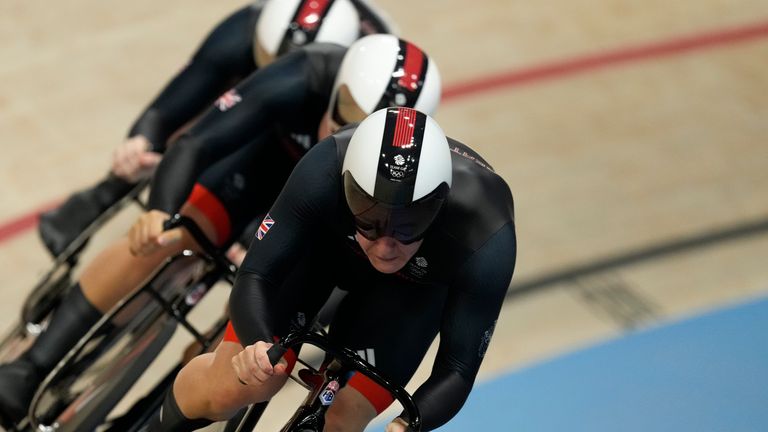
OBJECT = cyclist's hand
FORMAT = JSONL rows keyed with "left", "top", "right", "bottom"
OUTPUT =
{"left": 232, "top": 341, "right": 288, "bottom": 385}
{"left": 385, "top": 417, "right": 409, "bottom": 432}
{"left": 112, "top": 135, "right": 162, "bottom": 183}
{"left": 128, "top": 210, "right": 183, "bottom": 256}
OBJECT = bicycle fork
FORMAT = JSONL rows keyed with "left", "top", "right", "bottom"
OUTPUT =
{"left": 282, "top": 359, "right": 347, "bottom": 432}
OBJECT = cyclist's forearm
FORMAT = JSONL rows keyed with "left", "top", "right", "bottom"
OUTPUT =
{"left": 147, "top": 134, "right": 207, "bottom": 213}
{"left": 409, "top": 368, "right": 473, "bottom": 431}
{"left": 127, "top": 64, "right": 242, "bottom": 154}
{"left": 127, "top": 107, "right": 176, "bottom": 153}
{"left": 128, "top": 5, "right": 257, "bottom": 153}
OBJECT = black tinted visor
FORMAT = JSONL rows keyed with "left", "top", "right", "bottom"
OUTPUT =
{"left": 344, "top": 172, "right": 448, "bottom": 244}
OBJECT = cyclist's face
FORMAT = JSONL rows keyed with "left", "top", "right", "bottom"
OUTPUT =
{"left": 254, "top": 39, "right": 276, "bottom": 68}
{"left": 317, "top": 111, "right": 338, "bottom": 140}
{"left": 354, "top": 232, "right": 423, "bottom": 274}
{"left": 318, "top": 85, "right": 368, "bottom": 139}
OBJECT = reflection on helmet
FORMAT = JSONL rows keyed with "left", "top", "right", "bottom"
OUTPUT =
{"left": 342, "top": 107, "right": 451, "bottom": 244}
{"left": 254, "top": 0, "right": 360, "bottom": 67}
{"left": 329, "top": 34, "right": 442, "bottom": 126}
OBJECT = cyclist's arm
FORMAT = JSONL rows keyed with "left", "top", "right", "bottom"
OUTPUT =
{"left": 147, "top": 49, "right": 314, "bottom": 213}
{"left": 409, "top": 223, "right": 517, "bottom": 430}
{"left": 229, "top": 138, "right": 341, "bottom": 345}
{"left": 128, "top": 4, "right": 259, "bottom": 152}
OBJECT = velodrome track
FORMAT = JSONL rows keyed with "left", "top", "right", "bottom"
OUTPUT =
{"left": 1, "top": 1, "right": 767, "bottom": 430}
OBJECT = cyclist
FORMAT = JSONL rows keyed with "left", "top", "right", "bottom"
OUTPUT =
{"left": 37, "top": 0, "right": 395, "bottom": 257}
{"left": 149, "top": 107, "right": 517, "bottom": 431}
{"left": 0, "top": 35, "right": 440, "bottom": 424}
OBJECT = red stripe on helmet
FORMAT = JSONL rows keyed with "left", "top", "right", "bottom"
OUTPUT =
{"left": 296, "top": 0, "right": 332, "bottom": 31}
{"left": 397, "top": 42, "right": 425, "bottom": 91}
{"left": 391, "top": 107, "right": 417, "bottom": 148}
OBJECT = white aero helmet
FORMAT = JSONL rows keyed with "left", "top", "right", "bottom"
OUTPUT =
{"left": 342, "top": 107, "right": 451, "bottom": 244}
{"left": 329, "top": 34, "right": 442, "bottom": 126}
{"left": 254, "top": 0, "right": 360, "bottom": 67}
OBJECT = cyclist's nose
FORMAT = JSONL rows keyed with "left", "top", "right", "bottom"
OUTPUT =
{"left": 373, "top": 236, "right": 399, "bottom": 250}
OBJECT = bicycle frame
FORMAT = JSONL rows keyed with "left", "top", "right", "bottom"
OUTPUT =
{"left": 23, "top": 215, "right": 236, "bottom": 432}
{"left": 231, "top": 328, "right": 422, "bottom": 432}
{"left": 0, "top": 181, "right": 149, "bottom": 365}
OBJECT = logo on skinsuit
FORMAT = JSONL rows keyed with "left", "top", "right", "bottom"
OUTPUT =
{"left": 478, "top": 320, "right": 497, "bottom": 358}
{"left": 256, "top": 214, "right": 275, "bottom": 240}
{"left": 215, "top": 89, "right": 242, "bottom": 112}
{"left": 356, "top": 348, "right": 376, "bottom": 366}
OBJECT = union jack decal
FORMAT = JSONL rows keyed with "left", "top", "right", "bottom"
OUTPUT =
{"left": 256, "top": 214, "right": 275, "bottom": 240}
{"left": 215, "top": 89, "right": 242, "bottom": 112}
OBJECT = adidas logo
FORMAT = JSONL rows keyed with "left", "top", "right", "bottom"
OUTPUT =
{"left": 356, "top": 348, "right": 376, "bottom": 366}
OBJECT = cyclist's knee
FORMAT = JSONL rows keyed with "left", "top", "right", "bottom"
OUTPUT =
{"left": 324, "top": 386, "right": 377, "bottom": 432}
{"left": 206, "top": 391, "right": 247, "bottom": 420}
{"left": 207, "top": 378, "right": 251, "bottom": 415}
{"left": 202, "top": 342, "right": 257, "bottom": 415}
{"left": 174, "top": 351, "right": 242, "bottom": 418}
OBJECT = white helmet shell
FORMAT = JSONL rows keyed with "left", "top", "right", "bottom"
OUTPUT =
{"left": 331, "top": 34, "right": 442, "bottom": 118}
{"left": 343, "top": 107, "right": 451, "bottom": 202}
{"left": 255, "top": 0, "right": 360, "bottom": 64}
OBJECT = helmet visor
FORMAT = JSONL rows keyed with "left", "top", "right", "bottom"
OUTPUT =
{"left": 344, "top": 172, "right": 448, "bottom": 244}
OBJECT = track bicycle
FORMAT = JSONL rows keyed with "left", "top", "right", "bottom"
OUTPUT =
{"left": 0, "top": 181, "right": 148, "bottom": 364}
{"left": 6, "top": 215, "right": 236, "bottom": 432}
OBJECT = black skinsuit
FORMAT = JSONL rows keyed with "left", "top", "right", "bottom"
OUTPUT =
{"left": 38, "top": 0, "right": 392, "bottom": 256}
{"left": 229, "top": 126, "right": 517, "bottom": 430}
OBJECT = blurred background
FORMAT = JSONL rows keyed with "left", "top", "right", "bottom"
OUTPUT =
{"left": 1, "top": 0, "right": 767, "bottom": 430}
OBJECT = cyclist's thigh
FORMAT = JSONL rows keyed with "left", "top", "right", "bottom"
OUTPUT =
{"left": 176, "top": 341, "right": 286, "bottom": 416}
{"left": 190, "top": 133, "right": 296, "bottom": 247}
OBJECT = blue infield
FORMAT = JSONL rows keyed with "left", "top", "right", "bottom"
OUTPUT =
{"left": 433, "top": 294, "right": 768, "bottom": 431}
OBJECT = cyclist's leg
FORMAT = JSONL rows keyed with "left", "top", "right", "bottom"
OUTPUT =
{"left": 156, "top": 242, "right": 339, "bottom": 429}
{"left": 79, "top": 130, "right": 289, "bottom": 313}
{"left": 0, "top": 212, "right": 208, "bottom": 422}
{"left": 148, "top": 137, "right": 301, "bottom": 428}
{"left": 172, "top": 333, "right": 289, "bottom": 422}
{"left": 325, "top": 386, "right": 379, "bottom": 432}
{"left": 24, "top": 135, "right": 287, "bottom": 328}
{"left": 323, "top": 278, "right": 448, "bottom": 431}
{"left": 154, "top": 308, "right": 326, "bottom": 427}
{"left": 0, "top": 281, "right": 103, "bottom": 421}
{"left": 0, "top": 174, "right": 234, "bottom": 422}
{"left": 77, "top": 204, "right": 214, "bottom": 312}
{"left": 38, "top": 173, "right": 136, "bottom": 258}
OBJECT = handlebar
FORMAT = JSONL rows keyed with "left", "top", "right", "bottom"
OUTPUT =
{"left": 266, "top": 330, "right": 422, "bottom": 431}
{"left": 163, "top": 214, "right": 237, "bottom": 281}
{"left": 267, "top": 344, "right": 288, "bottom": 366}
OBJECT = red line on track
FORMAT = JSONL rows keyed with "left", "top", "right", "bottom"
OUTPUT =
{"left": 2, "top": 20, "right": 768, "bottom": 246}
{"left": 0, "top": 200, "right": 61, "bottom": 245}
{"left": 442, "top": 20, "right": 768, "bottom": 100}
